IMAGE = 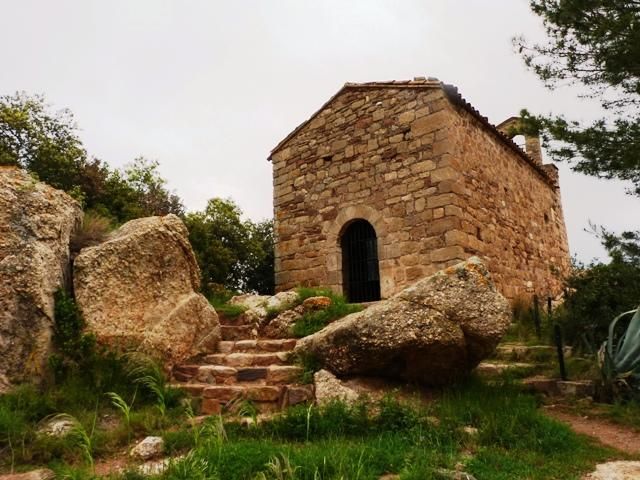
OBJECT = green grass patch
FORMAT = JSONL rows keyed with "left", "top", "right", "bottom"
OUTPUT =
{"left": 209, "top": 298, "right": 246, "bottom": 319}
{"left": 292, "top": 288, "right": 363, "bottom": 338}
{"left": 3, "top": 378, "right": 618, "bottom": 479}
{"left": 99, "top": 379, "right": 616, "bottom": 480}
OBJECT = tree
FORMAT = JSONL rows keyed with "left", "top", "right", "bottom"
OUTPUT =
{"left": 558, "top": 236, "right": 640, "bottom": 351}
{"left": 185, "top": 198, "right": 274, "bottom": 295}
{"left": 244, "top": 220, "right": 275, "bottom": 295}
{"left": 0, "top": 92, "right": 184, "bottom": 223}
{"left": 0, "top": 92, "right": 86, "bottom": 192}
{"left": 515, "top": 0, "right": 640, "bottom": 195}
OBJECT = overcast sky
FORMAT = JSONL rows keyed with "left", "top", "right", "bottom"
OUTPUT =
{"left": 1, "top": 0, "right": 638, "bottom": 263}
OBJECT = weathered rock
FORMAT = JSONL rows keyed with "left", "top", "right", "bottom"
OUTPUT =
{"left": 38, "top": 417, "right": 74, "bottom": 438}
{"left": 0, "top": 469, "right": 55, "bottom": 480}
{"left": 231, "top": 290, "right": 301, "bottom": 332}
{"left": 314, "top": 369, "right": 360, "bottom": 406}
{"left": 0, "top": 167, "right": 82, "bottom": 390}
{"left": 302, "top": 296, "right": 332, "bottom": 311}
{"left": 296, "top": 258, "right": 511, "bottom": 385}
{"left": 266, "top": 291, "right": 299, "bottom": 311}
{"left": 74, "top": 215, "right": 219, "bottom": 367}
{"left": 584, "top": 461, "right": 640, "bottom": 480}
{"left": 130, "top": 436, "right": 164, "bottom": 460}
{"left": 262, "top": 306, "right": 304, "bottom": 339}
{"left": 434, "top": 469, "right": 477, "bottom": 480}
{"left": 229, "top": 294, "right": 269, "bottom": 317}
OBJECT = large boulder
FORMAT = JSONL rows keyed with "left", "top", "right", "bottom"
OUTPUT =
{"left": 0, "top": 167, "right": 82, "bottom": 391}
{"left": 296, "top": 257, "right": 511, "bottom": 385}
{"left": 73, "top": 214, "right": 219, "bottom": 367}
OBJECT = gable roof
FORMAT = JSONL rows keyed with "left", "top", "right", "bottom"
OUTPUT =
{"left": 268, "top": 78, "right": 555, "bottom": 185}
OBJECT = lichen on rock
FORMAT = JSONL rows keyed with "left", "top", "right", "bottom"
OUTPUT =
{"left": 0, "top": 167, "right": 83, "bottom": 391}
{"left": 296, "top": 257, "right": 511, "bottom": 385}
{"left": 73, "top": 214, "right": 219, "bottom": 368}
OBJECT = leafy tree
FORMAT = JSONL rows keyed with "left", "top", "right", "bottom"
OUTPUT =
{"left": 185, "top": 198, "right": 274, "bottom": 294}
{"left": 1, "top": 92, "right": 274, "bottom": 293}
{"left": 515, "top": 0, "right": 640, "bottom": 195}
{"left": 122, "top": 157, "right": 184, "bottom": 218}
{"left": 245, "top": 219, "right": 275, "bottom": 294}
{"left": 0, "top": 92, "right": 86, "bottom": 192}
{"left": 0, "top": 92, "right": 184, "bottom": 223}
{"left": 558, "top": 226, "right": 640, "bottom": 351}
{"left": 517, "top": 3, "right": 640, "bottom": 328}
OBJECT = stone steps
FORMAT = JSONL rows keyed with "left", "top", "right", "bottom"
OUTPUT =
{"left": 202, "top": 352, "right": 291, "bottom": 367}
{"left": 475, "top": 361, "right": 537, "bottom": 377}
{"left": 218, "top": 339, "right": 297, "bottom": 354}
{"left": 493, "top": 343, "right": 572, "bottom": 362}
{"left": 175, "top": 382, "right": 314, "bottom": 414}
{"left": 221, "top": 325, "right": 257, "bottom": 341}
{"left": 173, "top": 364, "right": 302, "bottom": 385}
{"left": 172, "top": 312, "right": 310, "bottom": 415}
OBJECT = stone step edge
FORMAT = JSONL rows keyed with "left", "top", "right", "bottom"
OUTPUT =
{"left": 202, "top": 352, "right": 292, "bottom": 367}
{"left": 173, "top": 365, "right": 303, "bottom": 385}
{"left": 217, "top": 339, "right": 297, "bottom": 353}
{"left": 173, "top": 383, "right": 315, "bottom": 415}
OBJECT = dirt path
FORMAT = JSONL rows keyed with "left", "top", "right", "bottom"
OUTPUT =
{"left": 544, "top": 406, "right": 640, "bottom": 455}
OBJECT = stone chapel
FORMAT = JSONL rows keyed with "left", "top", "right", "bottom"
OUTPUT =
{"left": 268, "top": 77, "right": 571, "bottom": 302}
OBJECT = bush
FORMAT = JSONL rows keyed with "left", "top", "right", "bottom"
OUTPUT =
{"left": 292, "top": 288, "right": 363, "bottom": 337}
{"left": 70, "top": 210, "right": 113, "bottom": 253}
{"left": 556, "top": 260, "right": 640, "bottom": 352}
{"left": 50, "top": 289, "right": 97, "bottom": 382}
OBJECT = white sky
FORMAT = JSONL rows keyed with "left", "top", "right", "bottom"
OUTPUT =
{"left": 1, "top": 0, "right": 638, "bottom": 263}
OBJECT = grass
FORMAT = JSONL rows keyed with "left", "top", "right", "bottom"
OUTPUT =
{"left": 1, "top": 376, "right": 622, "bottom": 479}
{"left": 564, "top": 398, "right": 640, "bottom": 432}
{"left": 209, "top": 297, "right": 247, "bottom": 319}
{"left": 0, "top": 355, "right": 187, "bottom": 473}
{"left": 292, "top": 287, "right": 363, "bottom": 338}
{"left": 151, "top": 379, "right": 617, "bottom": 480}
{"left": 70, "top": 210, "right": 114, "bottom": 253}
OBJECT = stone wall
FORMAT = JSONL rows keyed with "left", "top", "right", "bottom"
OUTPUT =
{"left": 271, "top": 83, "right": 570, "bottom": 300}
{"left": 448, "top": 105, "right": 571, "bottom": 298}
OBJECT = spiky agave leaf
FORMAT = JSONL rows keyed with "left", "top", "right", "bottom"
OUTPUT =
{"left": 601, "top": 306, "right": 640, "bottom": 388}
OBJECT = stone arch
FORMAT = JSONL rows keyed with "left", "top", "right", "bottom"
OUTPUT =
{"left": 340, "top": 219, "right": 381, "bottom": 302}
{"left": 323, "top": 204, "right": 390, "bottom": 299}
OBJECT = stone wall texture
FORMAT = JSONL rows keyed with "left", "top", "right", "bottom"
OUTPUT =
{"left": 270, "top": 80, "right": 570, "bottom": 300}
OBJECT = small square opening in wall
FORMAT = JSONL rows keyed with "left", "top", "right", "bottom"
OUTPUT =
{"left": 544, "top": 213, "right": 550, "bottom": 223}
{"left": 322, "top": 155, "right": 333, "bottom": 163}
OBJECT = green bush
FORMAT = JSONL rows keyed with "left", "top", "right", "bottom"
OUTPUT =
{"left": 292, "top": 288, "right": 363, "bottom": 337}
{"left": 50, "top": 289, "right": 96, "bottom": 380}
{"left": 556, "top": 260, "right": 640, "bottom": 352}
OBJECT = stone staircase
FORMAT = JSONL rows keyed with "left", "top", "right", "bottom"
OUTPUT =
{"left": 172, "top": 314, "right": 314, "bottom": 415}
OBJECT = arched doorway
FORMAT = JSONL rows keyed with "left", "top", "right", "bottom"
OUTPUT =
{"left": 341, "top": 219, "right": 381, "bottom": 302}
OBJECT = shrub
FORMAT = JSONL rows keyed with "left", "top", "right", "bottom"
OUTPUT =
{"left": 49, "top": 289, "right": 97, "bottom": 382}
{"left": 292, "top": 287, "right": 363, "bottom": 337}
{"left": 556, "top": 260, "right": 640, "bottom": 352}
{"left": 70, "top": 210, "right": 113, "bottom": 253}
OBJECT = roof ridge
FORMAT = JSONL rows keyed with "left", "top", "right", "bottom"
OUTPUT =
{"left": 268, "top": 79, "right": 556, "bottom": 187}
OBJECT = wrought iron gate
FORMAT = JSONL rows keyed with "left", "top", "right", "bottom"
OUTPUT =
{"left": 341, "top": 220, "right": 381, "bottom": 303}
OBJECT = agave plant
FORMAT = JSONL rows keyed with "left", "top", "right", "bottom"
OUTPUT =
{"left": 599, "top": 306, "right": 640, "bottom": 395}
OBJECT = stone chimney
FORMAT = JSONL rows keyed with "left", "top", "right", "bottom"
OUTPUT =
{"left": 496, "top": 116, "right": 543, "bottom": 165}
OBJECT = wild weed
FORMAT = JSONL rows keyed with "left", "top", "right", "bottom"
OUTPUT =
{"left": 165, "top": 450, "right": 214, "bottom": 480}
{"left": 106, "top": 389, "right": 136, "bottom": 443}
{"left": 126, "top": 353, "right": 181, "bottom": 419}
{"left": 254, "top": 454, "right": 299, "bottom": 480}
{"left": 70, "top": 210, "right": 113, "bottom": 253}
{"left": 47, "top": 413, "right": 96, "bottom": 471}
{"left": 292, "top": 288, "right": 362, "bottom": 337}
